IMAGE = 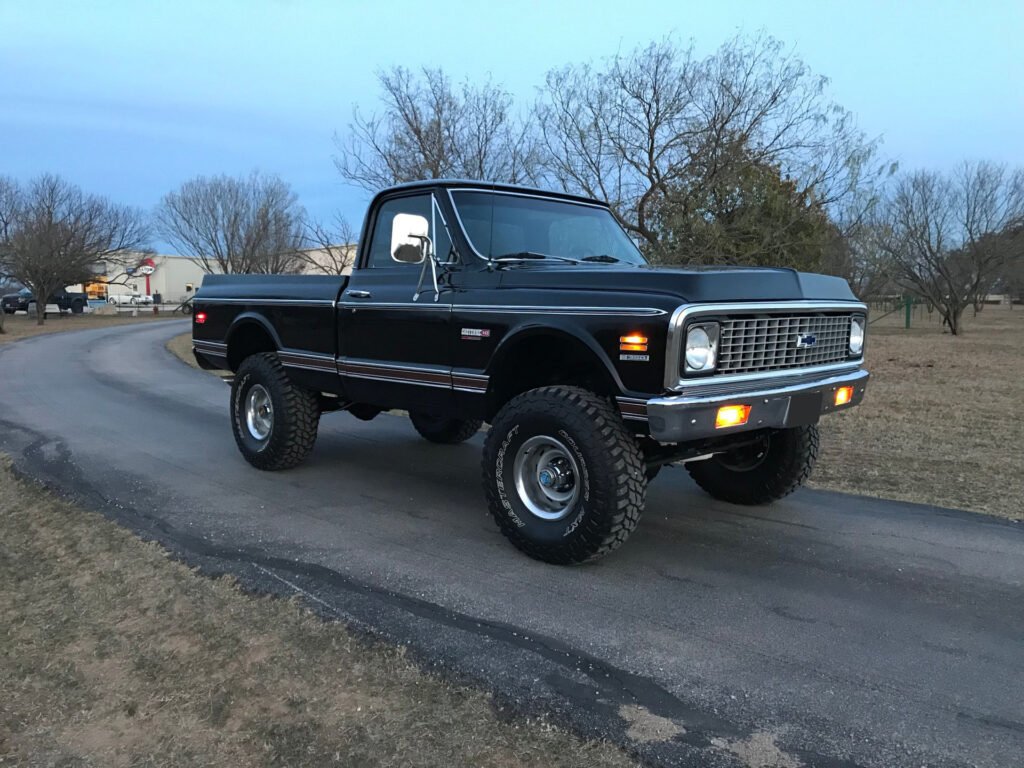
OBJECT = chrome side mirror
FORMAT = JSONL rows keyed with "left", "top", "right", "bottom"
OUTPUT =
{"left": 390, "top": 213, "right": 430, "bottom": 264}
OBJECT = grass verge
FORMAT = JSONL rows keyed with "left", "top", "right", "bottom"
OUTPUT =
{"left": 0, "top": 311, "right": 177, "bottom": 346}
{"left": 811, "top": 305, "right": 1023, "bottom": 519}
{"left": 0, "top": 458, "right": 634, "bottom": 767}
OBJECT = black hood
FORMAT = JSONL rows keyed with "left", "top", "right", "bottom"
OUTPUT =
{"left": 495, "top": 264, "right": 859, "bottom": 304}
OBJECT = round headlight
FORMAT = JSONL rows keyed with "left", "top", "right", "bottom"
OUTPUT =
{"left": 685, "top": 327, "right": 713, "bottom": 370}
{"left": 849, "top": 317, "right": 865, "bottom": 355}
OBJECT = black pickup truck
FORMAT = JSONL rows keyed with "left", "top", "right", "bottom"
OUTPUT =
{"left": 2, "top": 287, "right": 88, "bottom": 314}
{"left": 193, "top": 180, "right": 869, "bottom": 563}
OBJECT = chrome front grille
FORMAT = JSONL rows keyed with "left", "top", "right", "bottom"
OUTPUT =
{"left": 716, "top": 313, "right": 853, "bottom": 375}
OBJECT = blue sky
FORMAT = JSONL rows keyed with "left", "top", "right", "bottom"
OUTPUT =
{"left": 2, "top": 0, "right": 1022, "bottom": 249}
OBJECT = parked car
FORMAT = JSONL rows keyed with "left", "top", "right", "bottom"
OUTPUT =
{"left": 2, "top": 287, "right": 87, "bottom": 314}
{"left": 193, "top": 179, "right": 870, "bottom": 564}
{"left": 108, "top": 293, "right": 146, "bottom": 306}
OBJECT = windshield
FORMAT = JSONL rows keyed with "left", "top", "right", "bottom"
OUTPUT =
{"left": 451, "top": 191, "right": 647, "bottom": 265}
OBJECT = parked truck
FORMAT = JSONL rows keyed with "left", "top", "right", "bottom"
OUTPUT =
{"left": 1, "top": 287, "right": 88, "bottom": 315}
{"left": 193, "top": 180, "right": 869, "bottom": 563}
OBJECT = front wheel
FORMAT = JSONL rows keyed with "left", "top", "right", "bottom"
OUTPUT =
{"left": 686, "top": 426, "right": 819, "bottom": 505}
{"left": 482, "top": 386, "right": 646, "bottom": 564}
{"left": 409, "top": 412, "right": 482, "bottom": 444}
{"left": 231, "top": 353, "right": 320, "bottom": 471}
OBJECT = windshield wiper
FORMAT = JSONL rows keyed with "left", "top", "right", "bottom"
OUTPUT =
{"left": 492, "top": 251, "right": 581, "bottom": 264}
{"left": 580, "top": 254, "right": 620, "bottom": 263}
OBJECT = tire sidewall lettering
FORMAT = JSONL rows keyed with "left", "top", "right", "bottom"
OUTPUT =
{"left": 494, "top": 424, "right": 526, "bottom": 528}
{"left": 556, "top": 428, "right": 590, "bottom": 538}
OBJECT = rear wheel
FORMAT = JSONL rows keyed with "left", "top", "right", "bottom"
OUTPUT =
{"left": 409, "top": 412, "right": 482, "bottom": 444}
{"left": 70, "top": 300, "right": 84, "bottom": 314}
{"left": 231, "top": 353, "right": 320, "bottom": 470}
{"left": 482, "top": 386, "right": 646, "bottom": 564}
{"left": 686, "top": 426, "right": 819, "bottom": 505}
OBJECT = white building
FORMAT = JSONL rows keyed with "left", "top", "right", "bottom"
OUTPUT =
{"left": 81, "top": 254, "right": 215, "bottom": 307}
{"left": 76, "top": 246, "right": 355, "bottom": 306}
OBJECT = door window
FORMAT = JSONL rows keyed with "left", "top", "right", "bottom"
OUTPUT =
{"left": 366, "top": 193, "right": 458, "bottom": 268}
{"left": 366, "top": 194, "right": 430, "bottom": 268}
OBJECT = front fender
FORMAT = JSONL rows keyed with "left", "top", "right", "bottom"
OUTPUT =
{"left": 488, "top": 320, "right": 628, "bottom": 394}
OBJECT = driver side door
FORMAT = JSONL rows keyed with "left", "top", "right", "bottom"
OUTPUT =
{"left": 337, "top": 192, "right": 455, "bottom": 413}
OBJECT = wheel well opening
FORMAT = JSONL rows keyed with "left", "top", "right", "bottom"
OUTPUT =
{"left": 227, "top": 323, "right": 277, "bottom": 371}
{"left": 486, "top": 334, "right": 616, "bottom": 420}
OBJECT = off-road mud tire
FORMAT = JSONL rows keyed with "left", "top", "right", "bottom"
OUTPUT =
{"left": 231, "top": 353, "right": 320, "bottom": 471}
{"left": 686, "top": 425, "right": 819, "bottom": 505}
{"left": 410, "top": 412, "right": 482, "bottom": 444}
{"left": 482, "top": 386, "right": 646, "bottom": 564}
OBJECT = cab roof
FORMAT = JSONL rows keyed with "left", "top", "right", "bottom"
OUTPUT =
{"left": 375, "top": 179, "right": 608, "bottom": 209}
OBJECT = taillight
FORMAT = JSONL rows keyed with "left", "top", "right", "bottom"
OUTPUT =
{"left": 195, "top": 311, "right": 207, "bottom": 324}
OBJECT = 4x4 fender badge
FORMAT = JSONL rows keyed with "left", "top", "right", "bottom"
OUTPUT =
{"left": 461, "top": 327, "right": 491, "bottom": 340}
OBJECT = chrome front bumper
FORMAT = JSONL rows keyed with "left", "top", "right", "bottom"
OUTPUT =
{"left": 645, "top": 368, "right": 869, "bottom": 443}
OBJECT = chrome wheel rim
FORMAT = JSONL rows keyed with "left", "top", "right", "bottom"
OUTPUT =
{"left": 513, "top": 435, "right": 580, "bottom": 521}
{"left": 245, "top": 384, "right": 273, "bottom": 441}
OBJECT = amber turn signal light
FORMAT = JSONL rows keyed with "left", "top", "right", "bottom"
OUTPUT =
{"left": 715, "top": 404, "right": 751, "bottom": 429}
{"left": 619, "top": 334, "right": 648, "bottom": 352}
{"left": 834, "top": 386, "right": 854, "bottom": 406}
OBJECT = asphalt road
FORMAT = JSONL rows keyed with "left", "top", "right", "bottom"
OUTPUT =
{"left": 2, "top": 321, "right": 1022, "bottom": 768}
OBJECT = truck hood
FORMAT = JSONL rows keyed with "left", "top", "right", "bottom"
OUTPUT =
{"left": 495, "top": 264, "right": 859, "bottom": 303}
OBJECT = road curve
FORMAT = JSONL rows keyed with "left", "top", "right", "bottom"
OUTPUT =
{"left": 1, "top": 321, "right": 1022, "bottom": 768}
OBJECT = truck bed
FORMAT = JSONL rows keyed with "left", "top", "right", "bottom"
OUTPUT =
{"left": 194, "top": 273, "right": 349, "bottom": 304}
{"left": 192, "top": 273, "right": 350, "bottom": 380}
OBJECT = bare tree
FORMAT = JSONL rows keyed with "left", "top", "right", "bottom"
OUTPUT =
{"left": 0, "top": 174, "right": 149, "bottom": 325}
{"left": 335, "top": 67, "right": 538, "bottom": 190}
{"left": 0, "top": 176, "right": 17, "bottom": 334}
{"left": 821, "top": 216, "right": 895, "bottom": 300}
{"left": 879, "top": 162, "right": 1024, "bottom": 334}
{"left": 155, "top": 172, "right": 306, "bottom": 274}
{"left": 536, "top": 34, "right": 890, "bottom": 260}
{"left": 296, "top": 214, "right": 358, "bottom": 275}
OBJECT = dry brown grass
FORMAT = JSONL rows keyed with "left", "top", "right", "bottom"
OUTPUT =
{"left": 0, "top": 459, "right": 635, "bottom": 768}
{"left": 812, "top": 304, "right": 1024, "bottom": 518}
{"left": 0, "top": 311, "right": 175, "bottom": 345}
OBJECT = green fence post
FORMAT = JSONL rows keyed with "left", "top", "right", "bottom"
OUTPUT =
{"left": 905, "top": 296, "right": 912, "bottom": 329}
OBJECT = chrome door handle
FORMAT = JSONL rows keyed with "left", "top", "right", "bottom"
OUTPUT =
{"left": 346, "top": 290, "right": 371, "bottom": 299}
